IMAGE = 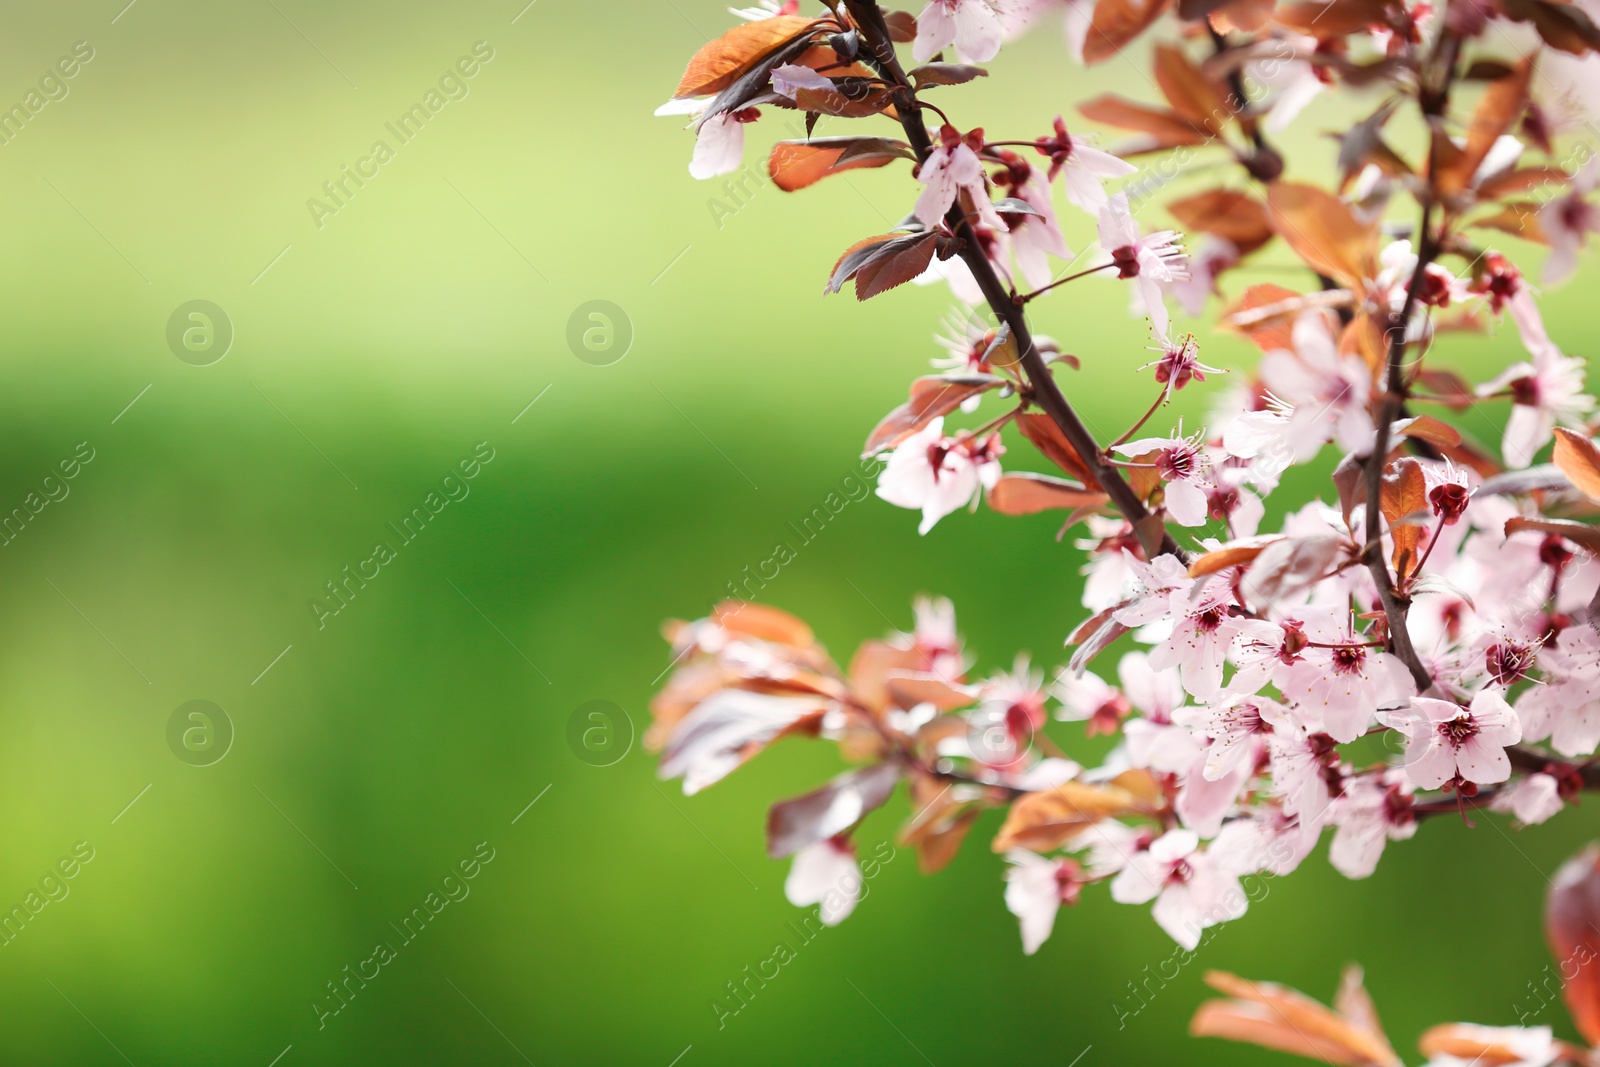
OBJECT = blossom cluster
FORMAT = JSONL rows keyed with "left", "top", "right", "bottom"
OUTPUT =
{"left": 648, "top": 0, "right": 1600, "bottom": 961}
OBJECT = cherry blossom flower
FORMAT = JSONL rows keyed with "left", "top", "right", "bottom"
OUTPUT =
{"left": 1007, "top": 168, "right": 1071, "bottom": 288}
{"left": 1115, "top": 427, "right": 1212, "bottom": 527}
{"left": 916, "top": 126, "right": 1008, "bottom": 234}
{"left": 1170, "top": 237, "right": 1239, "bottom": 317}
{"left": 875, "top": 417, "right": 1003, "bottom": 534}
{"left": 785, "top": 838, "right": 862, "bottom": 925}
{"left": 914, "top": 0, "right": 1005, "bottom": 62}
{"left": 1400, "top": 690, "right": 1522, "bottom": 790}
{"left": 729, "top": 0, "right": 799, "bottom": 18}
{"left": 1541, "top": 157, "right": 1600, "bottom": 283}
{"left": 1174, "top": 696, "right": 1291, "bottom": 781}
{"left": 1250, "top": 310, "right": 1375, "bottom": 462}
{"left": 1051, "top": 664, "right": 1131, "bottom": 736}
{"left": 653, "top": 98, "right": 756, "bottom": 180}
{"left": 1280, "top": 641, "right": 1414, "bottom": 744}
{"left": 1470, "top": 251, "right": 1553, "bottom": 358}
{"left": 1516, "top": 626, "right": 1600, "bottom": 756}
{"left": 1477, "top": 340, "right": 1594, "bottom": 466}
{"left": 1003, "top": 850, "right": 1083, "bottom": 953}
{"left": 1110, "top": 829, "right": 1247, "bottom": 949}
{"left": 1148, "top": 578, "right": 1246, "bottom": 702}
{"left": 1034, "top": 117, "right": 1137, "bottom": 211}
{"left": 1097, "top": 193, "right": 1187, "bottom": 337}
{"left": 1329, "top": 770, "right": 1416, "bottom": 879}
{"left": 1142, "top": 333, "right": 1221, "bottom": 399}
{"left": 1491, "top": 772, "right": 1565, "bottom": 825}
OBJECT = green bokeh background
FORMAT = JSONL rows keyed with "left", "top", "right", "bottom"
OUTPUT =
{"left": 0, "top": 1, "right": 1592, "bottom": 1063}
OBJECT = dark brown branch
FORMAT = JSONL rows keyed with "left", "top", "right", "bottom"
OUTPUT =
{"left": 843, "top": 0, "right": 1184, "bottom": 561}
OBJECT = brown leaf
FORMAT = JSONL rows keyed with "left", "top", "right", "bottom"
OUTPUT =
{"left": 1167, "top": 188, "right": 1275, "bottom": 254}
{"left": 1477, "top": 165, "right": 1568, "bottom": 199}
{"left": 1505, "top": 516, "right": 1600, "bottom": 554}
{"left": 1079, "top": 94, "right": 1208, "bottom": 145}
{"left": 883, "top": 9, "right": 919, "bottom": 41}
{"left": 1083, "top": 0, "right": 1173, "bottom": 63}
{"left": 1016, "top": 413, "right": 1101, "bottom": 487}
{"left": 1415, "top": 368, "right": 1478, "bottom": 410}
{"left": 862, "top": 374, "right": 1006, "bottom": 455}
{"left": 1436, "top": 57, "right": 1532, "bottom": 199}
{"left": 766, "top": 763, "right": 899, "bottom": 858}
{"left": 987, "top": 472, "right": 1110, "bottom": 515}
{"left": 1273, "top": 0, "right": 1399, "bottom": 36}
{"left": 1153, "top": 43, "right": 1228, "bottom": 128}
{"left": 1553, "top": 427, "right": 1600, "bottom": 501}
{"left": 825, "top": 231, "right": 939, "bottom": 299}
{"left": 768, "top": 137, "right": 911, "bottom": 192}
{"left": 884, "top": 671, "right": 977, "bottom": 711}
{"left": 1478, "top": 464, "right": 1574, "bottom": 497}
{"left": 1379, "top": 457, "right": 1429, "bottom": 580}
{"left": 900, "top": 774, "right": 982, "bottom": 873}
{"left": 1188, "top": 536, "right": 1284, "bottom": 577}
{"left": 1191, "top": 970, "right": 1401, "bottom": 1067}
{"left": 1213, "top": 0, "right": 1279, "bottom": 29}
{"left": 676, "top": 15, "right": 821, "bottom": 97}
{"left": 1503, "top": 0, "right": 1600, "bottom": 53}
{"left": 1065, "top": 604, "right": 1131, "bottom": 674}
{"left": 1266, "top": 182, "right": 1378, "bottom": 287}
{"left": 1471, "top": 201, "right": 1547, "bottom": 243}
{"left": 1222, "top": 282, "right": 1311, "bottom": 351}
{"left": 713, "top": 600, "right": 815, "bottom": 646}
{"left": 991, "top": 781, "right": 1146, "bottom": 852}
{"left": 909, "top": 62, "right": 988, "bottom": 88}
{"left": 1419, "top": 1024, "right": 1569, "bottom": 1066}
{"left": 1394, "top": 415, "right": 1463, "bottom": 449}
{"left": 1548, "top": 845, "right": 1600, "bottom": 1044}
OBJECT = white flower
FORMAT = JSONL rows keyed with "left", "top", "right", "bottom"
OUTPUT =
{"left": 914, "top": 0, "right": 1005, "bottom": 62}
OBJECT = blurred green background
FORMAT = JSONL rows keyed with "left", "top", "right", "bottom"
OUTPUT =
{"left": 0, "top": 0, "right": 1593, "bottom": 1063}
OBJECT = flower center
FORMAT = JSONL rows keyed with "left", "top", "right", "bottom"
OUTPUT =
{"left": 1330, "top": 645, "right": 1367, "bottom": 674}
{"left": 1438, "top": 714, "right": 1479, "bottom": 747}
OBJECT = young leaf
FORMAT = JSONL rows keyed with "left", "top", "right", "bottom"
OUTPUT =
{"left": 766, "top": 762, "right": 899, "bottom": 858}
{"left": 991, "top": 781, "right": 1147, "bottom": 852}
{"left": 987, "top": 472, "right": 1110, "bottom": 515}
{"left": 1153, "top": 44, "right": 1227, "bottom": 130}
{"left": 1016, "top": 412, "right": 1102, "bottom": 487}
{"left": 863, "top": 374, "right": 1007, "bottom": 455}
{"left": 909, "top": 62, "right": 989, "bottom": 88}
{"left": 1266, "top": 183, "right": 1378, "bottom": 287}
{"left": 768, "top": 137, "right": 911, "bottom": 192}
{"left": 1547, "top": 846, "right": 1600, "bottom": 1045}
{"left": 1083, "top": 0, "right": 1173, "bottom": 64}
{"left": 1167, "top": 188, "right": 1275, "bottom": 254}
{"left": 1191, "top": 970, "right": 1402, "bottom": 1066}
{"left": 825, "top": 231, "right": 933, "bottom": 297}
{"left": 1379, "top": 457, "right": 1429, "bottom": 580}
{"left": 676, "top": 15, "right": 821, "bottom": 97}
{"left": 1553, "top": 427, "right": 1600, "bottom": 501}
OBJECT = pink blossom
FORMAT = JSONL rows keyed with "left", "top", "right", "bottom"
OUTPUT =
{"left": 653, "top": 98, "right": 755, "bottom": 180}
{"left": 915, "top": 127, "right": 1008, "bottom": 234}
{"left": 1279, "top": 642, "right": 1414, "bottom": 744}
{"left": 785, "top": 838, "right": 862, "bottom": 925}
{"left": 1003, "top": 850, "right": 1082, "bottom": 953}
{"left": 1115, "top": 427, "right": 1212, "bottom": 527}
{"left": 1174, "top": 696, "right": 1291, "bottom": 781}
{"left": 1477, "top": 340, "right": 1594, "bottom": 467}
{"left": 1253, "top": 310, "right": 1375, "bottom": 462}
{"left": 1110, "top": 829, "right": 1247, "bottom": 949}
{"left": 1097, "top": 193, "right": 1187, "bottom": 337}
{"left": 1540, "top": 157, "right": 1600, "bottom": 283}
{"left": 1008, "top": 169, "right": 1071, "bottom": 288}
{"left": 1147, "top": 578, "right": 1245, "bottom": 702}
{"left": 914, "top": 0, "right": 1005, "bottom": 62}
{"left": 1329, "top": 770, "right": 1416, "bottom": 879}
{"left": 1035, "top": 117, "right": 1136, "bottom": 211}
{"left": 1401, "top": 690, "right": 1522, "bottom": 790}
{"left": 1516, "top": 626, "right": 1600, "bottom": 756}
{"left": 1491, "top": 772, "right": 1565, "bottom": 825}
{"left": 875, "top": 417, "right": 1003, "bottom": 534}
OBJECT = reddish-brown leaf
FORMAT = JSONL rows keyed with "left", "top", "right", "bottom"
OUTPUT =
{"left": 1188, "top": 536, "right": 1284, "bottom": 577}
{"left": 1192, "top": 970, "right": 1401, "bottom": 1067}
{"left": 1553, "top": 427, "right": 1600, "bottom": 501}
{"left": 1083, "top": 0, "right": 1173, "bottom": 63}
{"left": 1267, "top": 182, "right": 1378, "bottom": 287}
{"left": 1273, "top": 0, "right": 1399, "bottom": 36}
{"left": 1379, "top": 457, "right": 1429, "bottom": 579}
{"left": 1167, "top": 188, "right": 1275, "bottom": 254}
{"left": 1437, "top": 58, "right": 1532, "bottom": 198}
{"left": 1547, "top": 846, "right": 1600, "bottom": 1045}
{"left": 713, "top": 600, "right": 815, "bottom": 646}
{"left": 676, "top": 15, "right": 821, "bottom": 97}
{"left": 987, "top": 472, "right": 1110, "bottom": 515}
{"left": 991, "top": 781, "right": 1147, "bottom": 852}
{"left": 1016, "top": 413, "right": 1101, "bottom": 487}
{"left": 766, "top": 763, "right": 899, "bottom": 858}
{"left": 1505, "top": 516, "right": 1600, "bottom": 554}
{"left": 1503, "top": 0, "right": 1600, "bottom": 53}
{"left": 1394, "top": 415, "right": 1463, "bottom": 449}
{"left": 1153, "top": 43, "right": 1228, "bottom": 128}
{"left": 863, "top": 374, "right": 1006, "bottom": 455}
{"left": 768, "top": 137, "right": 911, "bottom": 192}
{"left": 1222, "top": 283, "right": 1316, "bottom": 351}
{"left": 1079, "top": 94, "right": 1207, "bottom": 145}
{"left": 1471, "top": 202, "right": 1548, "bottom": 243}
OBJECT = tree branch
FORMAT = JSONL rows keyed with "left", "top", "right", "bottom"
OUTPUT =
{"left": 844, "top": 0, "right": 1185, "bottom": 562}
